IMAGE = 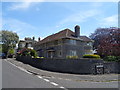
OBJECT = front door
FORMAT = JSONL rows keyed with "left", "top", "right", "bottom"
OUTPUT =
{"left": 48, "top": 51, "right": 54, "bottom": 58}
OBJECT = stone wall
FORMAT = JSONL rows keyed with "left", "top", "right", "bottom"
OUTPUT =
{"left": 104, "top": 62, "right": 120, "bottom": 74}
{"left": 16, "top": 56, "right": 120, "bottom": 74}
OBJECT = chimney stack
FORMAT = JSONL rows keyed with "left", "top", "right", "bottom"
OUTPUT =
{"left": 38, "top": 37, "right": 41, "bottom": 41}
{"left": 75, "top": 25, "right": 80, "bottom": 37}
{"left": 33, "top": 37, "right": 35, "bottom": 41}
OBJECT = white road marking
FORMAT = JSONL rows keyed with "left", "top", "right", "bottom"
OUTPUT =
{"left": 18, "top": 67, "right": 32, "bottom": 75}
{"left": 60, "top": 86, "right": 65, "bottom": 89}
{"left": 50, "top": 82, "right": 58, "bottom": 86}
{"left": 44, "top": 79, "right": 50, "bottom": 82}
{"left": 4, "top": 59, "right": 68, "bottom": 90}
{"left": 5, "top": 60, "right": 32, "bottom": 75}
{"left": 18, "top": 67, "right": 26, "bottom": 71}
{"left": 37, "top": 76, "right": 43, "bottom": 79}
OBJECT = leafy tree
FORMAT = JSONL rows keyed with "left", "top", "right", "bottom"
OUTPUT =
{"left": 90, "top": 27, "right": 120, "bottom": 57}
{"left": 0, "top": 30, "right": 19, "bottom": 55}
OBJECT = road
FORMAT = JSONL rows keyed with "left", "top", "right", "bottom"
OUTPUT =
{"left": 2, "top": 58, "right": 119, "bottom": 89}
{"left": 2, "top": 60, "right": 64, "bottom": 89}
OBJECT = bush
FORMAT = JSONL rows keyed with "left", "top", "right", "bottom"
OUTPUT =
{"left": 30, "top": 49, "right": 38, "bottom": 58}
{"left": 18, "top": 48, "right": 38, "bottom": 58}
{"left": 66, "top": 56, "right": 78, "bottom": 59}
{"left": 8, "top": 48, "right": 15, "bottom": 58}
{"left": 104, "top": 56, "right": 120, "bottom": 62}
{"left": 116, "top": 56, "right": 120, "bottom": 62}
{"left": 35, "top": 56, "right": 44, "bottom": 58}
{"left": 8, "top": 48, "right": 15, "bottom": 55}
{"left": 83, "top": 54, "right": 100, "bottom": 59}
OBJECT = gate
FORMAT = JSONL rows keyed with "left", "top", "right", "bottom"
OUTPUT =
{"left": 95, "top": 64, "right": 104, "bottom": 74}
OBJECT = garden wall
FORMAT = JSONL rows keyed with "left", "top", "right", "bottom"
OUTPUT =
{"left": 16, "top": 56, "right": 120, "bottom": 74}
{"left": 104, "top": 62, "right": 120, "bottom": 74}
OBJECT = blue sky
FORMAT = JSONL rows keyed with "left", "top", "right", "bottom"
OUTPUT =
{"left": 2, "top": 1, "right": 118, "bottom": 40}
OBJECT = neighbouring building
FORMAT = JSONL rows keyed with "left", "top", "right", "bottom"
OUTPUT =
{"left": 34, "top": 25, "right": 94, "bottom": 59}
{"left": 18, "top": 37, "right": 37, "bottom": 50}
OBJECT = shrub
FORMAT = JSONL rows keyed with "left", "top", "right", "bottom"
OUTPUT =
{"left": 83, "top": 54, "right": 100, "bottom": 59}
{"left": 8, "top": 48, "right": 15, "bottom": 58}
{"left": 116, "top": 56, "right": 120, "bottom": 62}
{"left": 66, "top": 56, "right": 78, "bottom": 59}
{"left": 18, "top": 48, "right": 38, "bottom": 58}
{"left": 8, "top": 48, "right": 15, "bottom": 55}
{"left": 30, "top": 49, "right": 38, "bottom": 58}
{"left": 104, "top": 56, "right": 120, "bottom": 62}
{"left": 35, "top": 56, "right": 44, "bottom": 58}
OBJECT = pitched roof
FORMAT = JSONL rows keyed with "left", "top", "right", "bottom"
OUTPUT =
{"left": 36, "top": 29, "right": 92, "bottom": 45}
{"left": 79, "top": 36, "right": 93, "bottom": 42}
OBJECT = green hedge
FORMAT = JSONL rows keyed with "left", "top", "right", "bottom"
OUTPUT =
{"left": 83, "top": 54, "right": 100, "bottom": 59}
{"left": 104, "top": 56, "right": 120, "bottom": 62}
{"left": 66, "top": 56, "right": 78, "bottom": 59}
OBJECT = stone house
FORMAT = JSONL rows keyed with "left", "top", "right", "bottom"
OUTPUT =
{"left": 34, "top": 25, "right": 93, "bottom": 59}
{"left": 18, "top": 37, "right": 36, "bottom": 50}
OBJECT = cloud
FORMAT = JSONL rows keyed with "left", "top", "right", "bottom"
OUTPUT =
{"left": 2, "top": 18, "right": 38, "bottom": 39}
{"left": 2, "top": 0, "right": 120, "bottom": 2}
{"left": 58, "top": 9, "right": 100, "bottom": 25}
{"left": 8, "top": 0, "right": 44, "bottom": 10}
{"left": 8, "top": 2, "right": 32, "bottom": 10}
{"left": 99, "top": 15, "right": 118, "bottom": 27}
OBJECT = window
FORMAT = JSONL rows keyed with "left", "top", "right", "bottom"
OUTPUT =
{"left": 85, "top": 50, "right": 93, "bottom": 54}
{"left": 87, "top": 42, "right": 92, "bottom": 46}
{"left": 58, "top": 40, "right": 62, "bottom": 44}
{"left": 68, "top": 50, "right": 77, "bottom": 56}
{"left": 69, "top": 39, "right": 76, "bottom": 45}
{"left": 22, "top": 43, "right": 25, "bottom": 47}
{"left": 58, "top": 50, "right": 62, "bottom": 57}
{"left": 28, "top": 43, "right": 32, "bottom": 47}
{"left": 54, "top": 40, "right": 58, "bottom": 45}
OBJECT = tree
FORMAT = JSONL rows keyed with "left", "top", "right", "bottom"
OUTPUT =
{"left": 0, "top": 30, "right": 19, "bottom": 55}
{"left": 90, "top": 27, "right": 120, "bottom": 57}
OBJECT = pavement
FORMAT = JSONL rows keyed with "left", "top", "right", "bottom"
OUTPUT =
{"left": 2, "top": 58, "right": 120, "bottom": 88}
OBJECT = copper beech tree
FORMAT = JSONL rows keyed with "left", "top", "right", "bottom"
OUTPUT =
{"left": 90, "top": 27, "right": 120, "bottom": 57}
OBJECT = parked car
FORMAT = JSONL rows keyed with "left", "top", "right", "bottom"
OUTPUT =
{"left": 0, "top": 53, "right": 7, "bottom": 59}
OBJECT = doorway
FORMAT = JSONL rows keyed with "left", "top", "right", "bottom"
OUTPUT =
{"left": 48, "top": 51, "right": 55, "bottom": 58}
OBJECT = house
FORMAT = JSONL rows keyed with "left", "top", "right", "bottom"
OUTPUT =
{"left": 18, "top": 37, "right": 37, "bottom": 50}
{"left": 34, "top": 25, "right": 93, "bottom": 59}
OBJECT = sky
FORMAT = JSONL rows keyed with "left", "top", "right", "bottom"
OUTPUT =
{"left": 1, "top": 1, "right": 118, "bottom": 40}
